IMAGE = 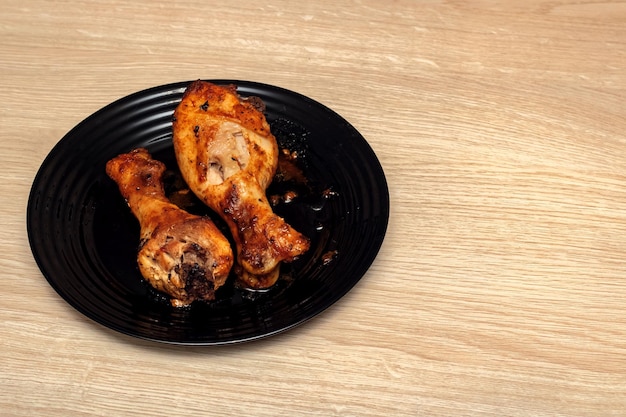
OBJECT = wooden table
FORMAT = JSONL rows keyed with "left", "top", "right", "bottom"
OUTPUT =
{"left": 2, "top": 1, "right": 625, "bottom": 415}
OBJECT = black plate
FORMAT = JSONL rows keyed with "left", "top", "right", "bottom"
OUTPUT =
{"left": 27, "top": 80, "right": 389, "bottom": 345}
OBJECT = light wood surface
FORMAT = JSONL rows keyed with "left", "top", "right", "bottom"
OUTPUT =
{"left": 2, "top": 0, "right": 626, "bottom": 415}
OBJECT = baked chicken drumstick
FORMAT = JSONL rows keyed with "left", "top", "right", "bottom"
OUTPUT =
{"left": 106, "top": 148, "right": 234, "bottom": 306}
{"left": 172, "top": 80, "right": 309, "bottom": 288}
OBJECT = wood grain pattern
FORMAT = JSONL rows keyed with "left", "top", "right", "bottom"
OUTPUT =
{"left": 1, "top": 0, "right": 625, "bottom": 415}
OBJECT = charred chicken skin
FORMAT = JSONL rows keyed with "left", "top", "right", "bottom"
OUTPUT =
{"left": 106, "top": 148, "right": 234, "bottom": 306}
{"left": 172, "top": 80, "right": 310, "bottom": 288}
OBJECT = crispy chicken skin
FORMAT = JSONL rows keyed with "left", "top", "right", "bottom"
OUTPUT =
{"left": 106, "top": 148, "right": 234, "bottom": 306}
{"left": 172, "top": 80, "right": 309, "bottom": 288}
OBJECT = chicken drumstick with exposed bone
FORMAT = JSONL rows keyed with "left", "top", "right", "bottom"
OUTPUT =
{"left": 172, "top": 80, "right": 310, "bottom": 288}
{"left": 106, "top": 148, "right": 234, "bottom": 306}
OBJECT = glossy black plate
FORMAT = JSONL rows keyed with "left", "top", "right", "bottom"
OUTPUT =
{"left": 27, "top": 80, "right": 389, "bottom": 345}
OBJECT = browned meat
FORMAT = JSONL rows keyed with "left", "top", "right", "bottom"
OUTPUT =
{"left": 106, "top": 148, "right": 234, "bottom": 306}
{"left": 172, "top": 80, "right": 309, "bottom": 288}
